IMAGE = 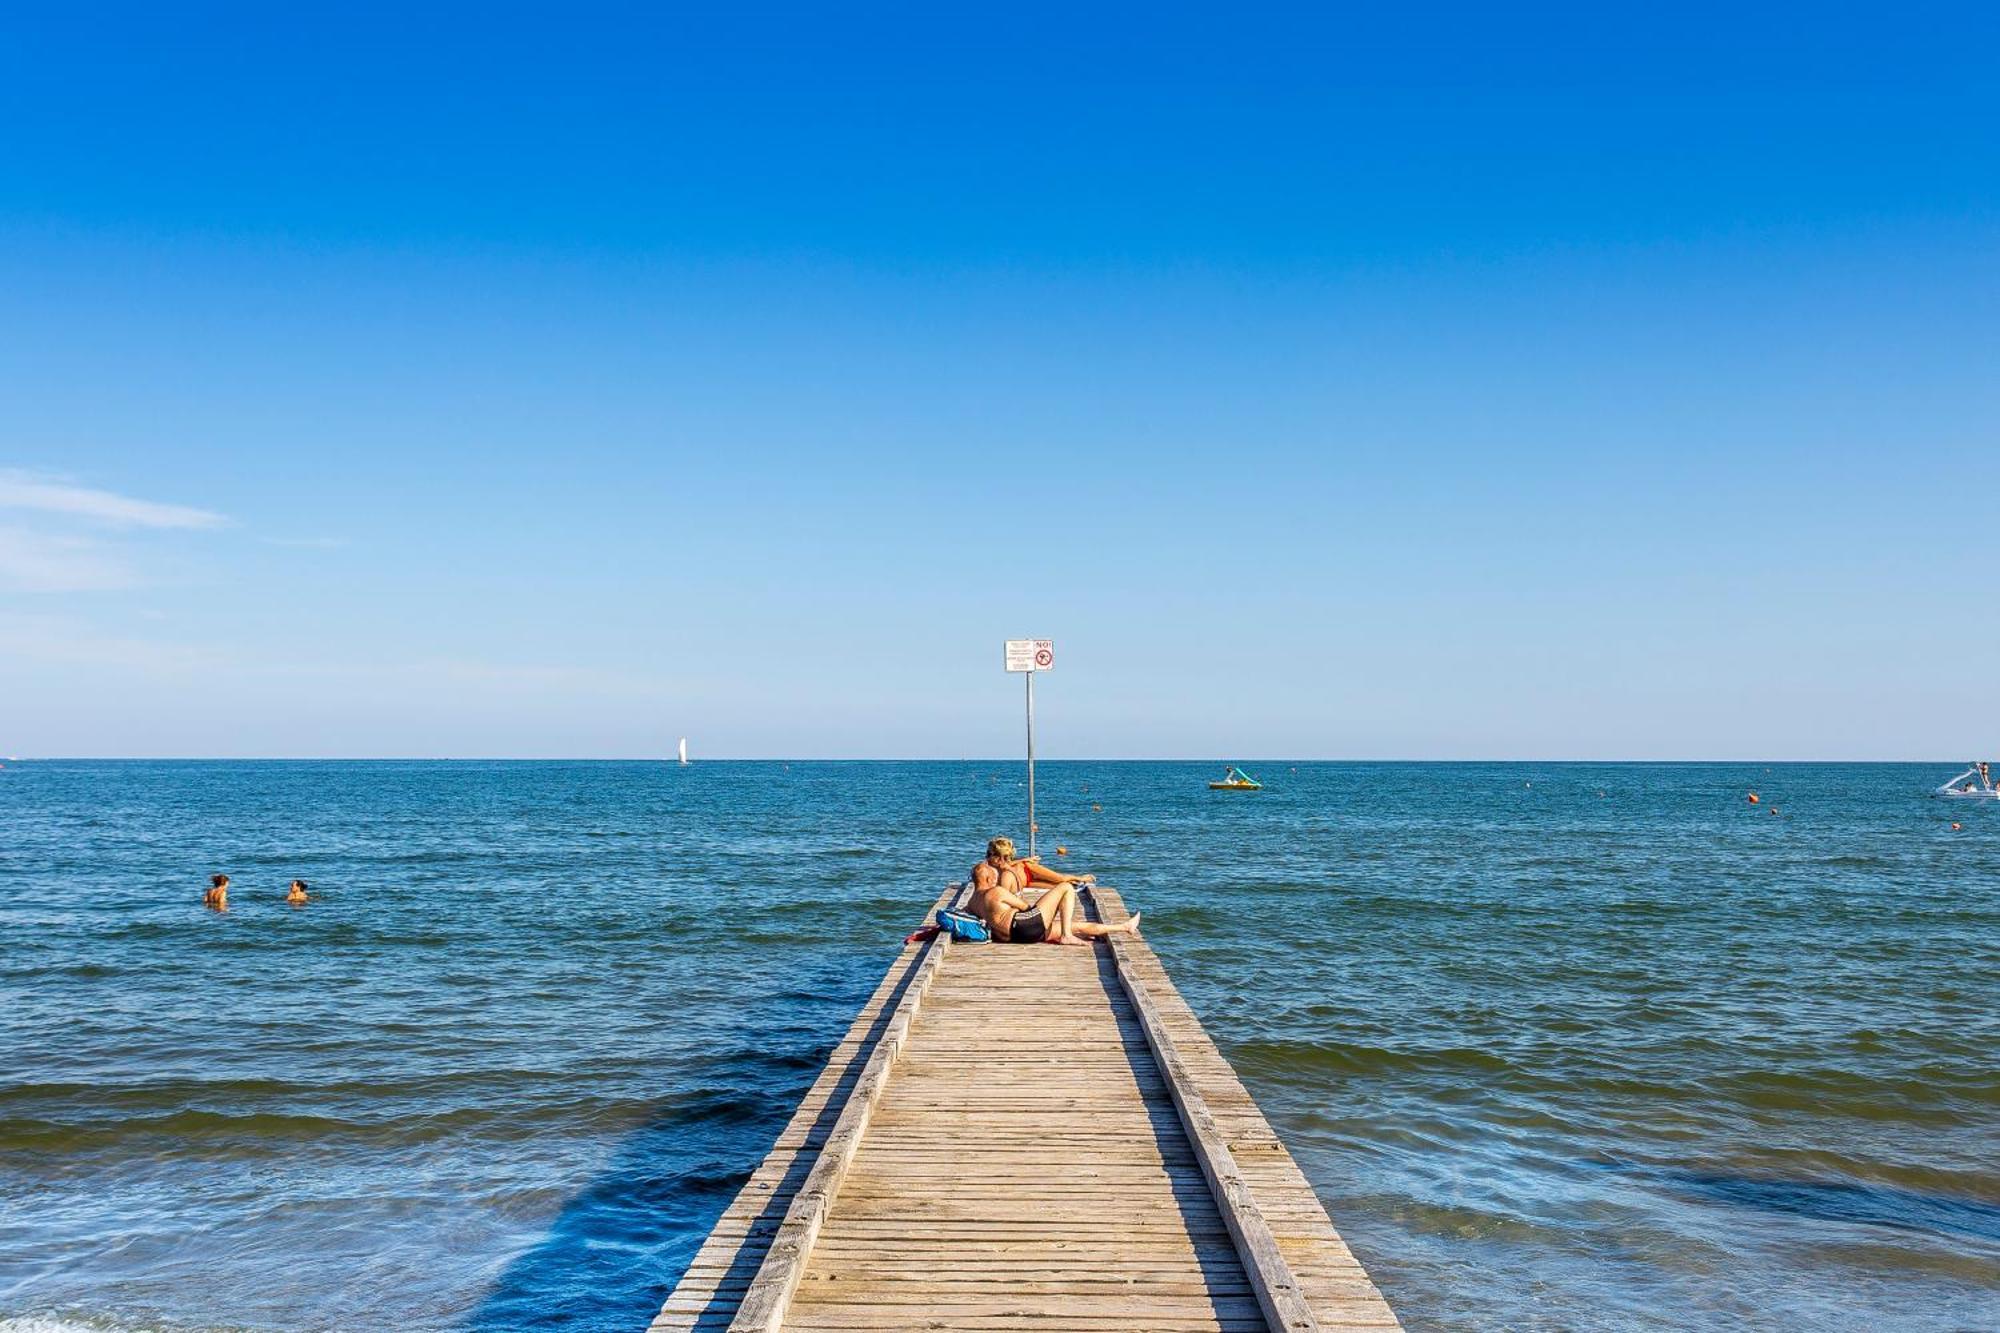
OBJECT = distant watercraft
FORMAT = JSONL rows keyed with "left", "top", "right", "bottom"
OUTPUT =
{"left": 1934, "top": 762, "right": 1998, "bottom": 799}
{"left": 677, "top": 737, "right": 690, "bottom": 766}
{"left": 1209, "top": 765, "right": 1262, "bottom": 791}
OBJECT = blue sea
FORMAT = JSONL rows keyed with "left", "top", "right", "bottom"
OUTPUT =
{"left": 1, "top": 761, "right": 1995, "bottom": 1332}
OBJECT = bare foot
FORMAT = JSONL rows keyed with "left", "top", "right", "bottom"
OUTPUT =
{"left": 1057, "top": 933, "right": 1090, "bottom": 946}
{"left": 1123, "top": 912, "right": 1141, "bottom": 935}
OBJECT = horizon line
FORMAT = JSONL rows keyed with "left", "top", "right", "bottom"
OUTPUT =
{"left": 1, "top": 756, "right": 1973, "bottom": 766}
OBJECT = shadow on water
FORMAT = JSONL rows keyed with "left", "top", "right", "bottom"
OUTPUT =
{"left": 464, "top": 950, "right": 928, "bottom": 1333}
{"left": 1588, "top": 1159, "right": 2000, "bottom": 1243}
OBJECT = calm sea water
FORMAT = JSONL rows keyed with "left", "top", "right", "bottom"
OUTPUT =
{"left": 1, "top": 761, "right": 1995, "bottom": 1332}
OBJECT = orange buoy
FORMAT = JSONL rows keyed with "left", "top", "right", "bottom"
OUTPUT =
{"left": 1747, "top": 792, "right": 1760, "bottom": 804}
{"left": 1056, "top": 846, "right": 1068, "bottom": 855}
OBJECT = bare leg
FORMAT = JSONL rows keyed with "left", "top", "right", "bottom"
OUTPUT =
{"left": 1038, "top": 885, "right": 1139, "bottom": 943}
{"left": 1030, "top": 884, "right": 1080, "bottom": 942}
{"left": 1053, "top": 888, "right": 1098, "bottom": 944}
{"left": 1019, "top": 863, "right": 1094, "bottom": 894}
{"left": 1058, "top": 912, "right": 1139, "bottom": 941}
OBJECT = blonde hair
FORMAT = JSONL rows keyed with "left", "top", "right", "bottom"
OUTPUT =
{"left": 986, "top": 836, "right": 1016, "bottom": 861}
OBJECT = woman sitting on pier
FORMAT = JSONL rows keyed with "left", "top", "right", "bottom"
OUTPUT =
{"left": 968, "top": 837, "right": 1139, "bottom": 944}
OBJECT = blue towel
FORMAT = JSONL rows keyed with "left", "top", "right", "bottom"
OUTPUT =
{"left": 936, "top": 909, "right": 990, "bottom": 942}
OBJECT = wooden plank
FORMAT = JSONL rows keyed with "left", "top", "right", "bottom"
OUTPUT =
{"left": 724, "top": 885, "right": 968, "bottom": 1333}
{"left": 651, "top": 878, "right": 1401, "bottom": 1333}
{"left": 1097, "top": 893, "right": 1321, "bottom": 1333}
{"left": 1086, "top": 883, "right": 1402, "bottom": 1331}
{"left": 647, "top": 886, "right": 963, "bottom": 1333}
{"left": 785, "top": 917, "right": 1252, "bottom": 1332}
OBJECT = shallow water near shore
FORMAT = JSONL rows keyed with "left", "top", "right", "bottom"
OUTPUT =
{"left": 2, "top": 760, "right": 1996, "bottom": 1331}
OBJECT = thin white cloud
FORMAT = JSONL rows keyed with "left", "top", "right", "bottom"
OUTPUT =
{"left": 0, "top": 528, "right": 137, "bottom": 593}
{"left": 0, "top": 611, "right": 218, "bottom": 671}
{"left": 0, "top": 617, "right": 682, "bottom": 698}
{"left": 0, "top": 469, "right": 227, "bottom": 530}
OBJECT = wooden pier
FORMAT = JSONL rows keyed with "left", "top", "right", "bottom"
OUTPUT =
{"left": 650, "top": 884, "right": 1401, "bottom": 1332}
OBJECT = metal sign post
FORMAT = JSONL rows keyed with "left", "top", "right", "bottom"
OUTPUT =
{"left": 1004, "top": 639, "right": 1054, "bottom": 859}
{"left": 1025, "top": 670, "right": 1035, "bottom": 858}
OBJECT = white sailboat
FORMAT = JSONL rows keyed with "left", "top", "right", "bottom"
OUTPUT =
{"left": 677, "top": 737, "right": 690, "bottom": 766}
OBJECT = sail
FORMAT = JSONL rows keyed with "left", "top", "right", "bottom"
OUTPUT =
{"left": 678, "top": 737, "right": 689, "bottom": 765}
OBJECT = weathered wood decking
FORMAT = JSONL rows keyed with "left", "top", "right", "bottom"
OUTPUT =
{"left": 650, "top": 884, "right": 1400, "bottom": 1332}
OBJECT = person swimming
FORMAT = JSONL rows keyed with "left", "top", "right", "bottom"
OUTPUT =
{"left": 967, "top": 837, "right": 1139, "bottom": 944}
{"left": 204, "top": 873, "right": 230, "bottom": 911}
{"left": 286, "top": 879, "right": 310, "bottom": 904}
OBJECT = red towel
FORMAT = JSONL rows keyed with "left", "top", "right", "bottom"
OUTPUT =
{"left": 903, "top": 924, "right": 944, "bottom": 945}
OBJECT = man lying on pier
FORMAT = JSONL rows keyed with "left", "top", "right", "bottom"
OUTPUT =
{"left": 968, "top": 836, "right": 1140, "bottom": 944}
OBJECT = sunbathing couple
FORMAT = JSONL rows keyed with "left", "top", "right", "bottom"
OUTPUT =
{"left": 968, "top": 837, "right": 1140, "bottom": 944}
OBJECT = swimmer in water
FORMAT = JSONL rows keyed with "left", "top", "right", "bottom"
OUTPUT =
{"left": 205, "top": 873, "right": 230, "bottom": 911}
{"left": 286, "top": 878, "right": 310, "bottom": 904}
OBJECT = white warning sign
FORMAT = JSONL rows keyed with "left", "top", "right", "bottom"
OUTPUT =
{"left": 1004, "top": 639, "right": 1053, "bottom": 673}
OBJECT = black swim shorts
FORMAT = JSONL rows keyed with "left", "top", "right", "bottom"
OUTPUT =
{"left": 1010, "top": 908, "right": 1048, "bottom": 944}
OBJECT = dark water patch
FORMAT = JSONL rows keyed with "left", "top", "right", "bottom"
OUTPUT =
{"left": 0, "top": 1087, "right": 780, "bottom": 1158}
{"left": 0, "top": 1071, "right": 601, "bottom": 1109}
{"left": 1233, "top": 1039, "right": 1516, "bottom": 1079}
{"left": 1155, "top": 903, "right": 1230, "bottom": 928}
{"left": 1588, "top": 1159, "right": 2000, "bottom": 1242}
{"left": 1710, "top": 1068, "right": 1999, "bottom": 1120}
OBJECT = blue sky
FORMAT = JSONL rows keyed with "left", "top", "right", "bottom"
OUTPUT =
{"left": 3, "top": 4, "right": 1996, "bottom": 758}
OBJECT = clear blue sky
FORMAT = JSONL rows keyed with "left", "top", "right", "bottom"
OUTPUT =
{"left": 3, "top": 4, "right": 1995, "bottom": 758}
